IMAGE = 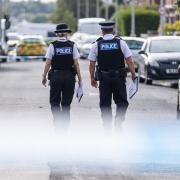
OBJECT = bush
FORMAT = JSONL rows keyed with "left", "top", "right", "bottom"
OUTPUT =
{"left": 164, "top": 21, "right": 180, "bottom": 35}
{"left": 113, "top": 6, "right": 159, "bottom": 36}
{"left": 100, "top": 4, "right": 116, "bottom": 19}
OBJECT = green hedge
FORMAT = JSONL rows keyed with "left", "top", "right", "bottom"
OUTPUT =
{"left": 113, "top": 6, "right": 159, "bottom": 36}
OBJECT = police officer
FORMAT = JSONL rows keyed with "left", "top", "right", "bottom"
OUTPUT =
{"left": 88, "top": 22, "right": 136, "bottom": 134}
{"left": 42, "top": 23, "right": 82, "bottom": 133}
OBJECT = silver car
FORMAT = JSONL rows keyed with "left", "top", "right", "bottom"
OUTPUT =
{"left": 138, "top": 36, "right": 180, "bottom": 84}
{"left": 122, "top": 37, "right": 145, "bottom": 72}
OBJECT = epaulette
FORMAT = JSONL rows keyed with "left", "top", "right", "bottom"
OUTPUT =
{"left": 67, "top": 40, "right": 75, "bottom": 45}
{"left": 51, "top": 40, "right": 58, "bottom": 45}
{"left": 114, "top": 35, "right": 122, "bottom": 40}
{"left": 96, "top": 37, "right": 103, "bottom": 42}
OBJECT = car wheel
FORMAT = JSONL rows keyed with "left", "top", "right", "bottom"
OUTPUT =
{"left": 138, "top": 67, "right": 145, "bottom": 83}
{"left": 139, "top": 77, "right": 145, "bottom": 83}
{"left": 177, "top": 93, "right": 180, "bottom": 120}
{"left": 16, "top": 59, "right": 20, "bottom": 62}
{"left": 178, "top": 91, "right": 180, "bottom": 111}
{"left": 177, "top": 81, "right": 180, "bottom": 120}
{"left": 144, "top": 67, "right": 152, "bottom": 85}
{"left": 1, "top": 58, "right": 7, "bottom": 63}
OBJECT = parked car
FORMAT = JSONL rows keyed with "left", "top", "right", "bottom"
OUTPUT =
{"left": 0, "top": 43, "right": 8, "bottom": 63}
{"left": 45, "top": 31, "right": 58, "bottom": 46}
{"left": 71, "top": 32, "right": 99, "bottom": 58}
{"left": 177, "top": 65, "right": 180, "bottom": 111}
{"left": 15, "top": 35, "right": 46, "bottom": 61}
{"left": 78, "top": 35, "right": 99, "bottom": 59}
{"left": 122, "top": 37, "right": 145, "bottom": 72}
{"left": 70, "top": 32, "right": 89, "bottom": 50}
{"left": 138, "top": 36, "right": 180, "bottom": 84}
{"left": 7, "top": 32, "right": 21, "bottom": 51}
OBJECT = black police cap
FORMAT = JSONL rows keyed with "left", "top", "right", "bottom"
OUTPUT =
{"left": 54, "top": 23, "right": 72, "bottom": 33}
{"left": 99, "top": 22, "right": 115, "bottom": 29}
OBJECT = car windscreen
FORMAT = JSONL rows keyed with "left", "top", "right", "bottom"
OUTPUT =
{"left": 125, "top": 40, "right": 144, "bottom": 50}
{"left": 22, "top": 38, "right": 43, "bottom": 44}
{"left": 8, "top": 36, "right": 20, "bottom": 41}
{"left": 78, "top": 23, "right": 102, "bottom": 35}
{"left": 150, "top": 39, "right": 180, "bottom": 53}
{"left": 82, "top": 36, "right": 99, "bottom": 44}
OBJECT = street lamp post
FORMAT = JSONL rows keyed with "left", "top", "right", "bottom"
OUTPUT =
{"left": 159, "top": 0, "right": 165, "bottom": 36}
{"left": 77, "top": 0, "right": 80, "bottom": 19}
{"left": 115, "top": 0, "right": 119, "bottom": 34}
{"left": 86, "top": 0, "right": 89, "bottom": 18}
{"left": 130, "top": 0, "right": 136, "bottom": 37}
{"left": 1, "top": 19, "right": 5, "bottom": 49}
{"left": 96, "top": 0, "right": 100, "bottom": 18}
{"left": 0, "top": 0, "right": 4, "bottom": 19}
{"left": 105, "top": 0, "right": 109, "bottom": 20}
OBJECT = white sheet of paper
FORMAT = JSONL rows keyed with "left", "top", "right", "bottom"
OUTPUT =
{"left": 127, "top": 77, "right": 139, "bottom": 100}
{"left": 76, "top": 84, "right": 83, "bottom": 102}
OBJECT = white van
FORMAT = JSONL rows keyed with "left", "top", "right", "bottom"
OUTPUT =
{"left": 78, "top": 18, "right": 105, "bottom": 35}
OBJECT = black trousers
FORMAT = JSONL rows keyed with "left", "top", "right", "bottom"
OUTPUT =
{"left": 50, "top": 70, "right": 75, "bottom": 133}
{"left": 99, "top": 73, "right": 129, "bottom": 134}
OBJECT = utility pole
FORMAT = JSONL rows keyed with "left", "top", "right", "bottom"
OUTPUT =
{"left": 96, "top": 0, "right": 100, "bottom": 18}
{"left": 115, "top": 0, "right": 118, "bottom": 34}
{"left": 105, "top": 0, "right": 109, "bottom": 20}
{"left": 1, "top": 19, "right": 5, "bottom": 49}
{"left": 0, "top": 0, "right": 4, "bottom": 19}
{"left": 86, "top": 0, "right": 89, "bottom": 18}
{"left": 77, "top": 0, "right": 80, "bottom": 19}
{"left": 130, "top": 0, "right": 136, "bottom": 37}
{"left": 159, "top": 0, "right": 165, "bottom": 36}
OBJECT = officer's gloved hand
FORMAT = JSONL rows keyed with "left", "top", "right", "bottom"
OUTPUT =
{"left": 78, "top": 80, "right": 83, "bottom": 87}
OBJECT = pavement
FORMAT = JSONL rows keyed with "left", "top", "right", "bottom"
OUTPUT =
{"left": 0, "top": 60, "right": 180, "bottom": 179}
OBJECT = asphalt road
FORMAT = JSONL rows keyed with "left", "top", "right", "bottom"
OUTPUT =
{"left": 0, "top": 60, "right": 180, "bottom": 180}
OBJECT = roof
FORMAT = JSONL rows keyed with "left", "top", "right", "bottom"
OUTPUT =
{"left": 121, "top": 36, "right": 145, "bottom": 42}
{"left": 21, "top": 35, "right": 44, "bottom": 39}
{"left": 147, "top": 36, "right": 180, "bottom": 41}
{"left": 78, "top": 18, "right": 105, "bottom": 24}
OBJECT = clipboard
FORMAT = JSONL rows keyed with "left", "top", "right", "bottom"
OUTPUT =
{"left": 128, "top": 77, "right": 139, "bottom": 99}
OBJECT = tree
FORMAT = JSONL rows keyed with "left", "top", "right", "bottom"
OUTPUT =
{"left": 100, "top": 4, "right": 116, "bottom": 19}
{"left": 63, "top": 0, "right": 102, "bottom": 18}
{"left": 177, "top": 0, "right": 180, "bottom": 7}
{"left": 51, "top": 0, "right": 77, "bottom": 32}
{"left": 6, "top": 0, "right": 55, "bottom": 23}
{"left": 112, "top": 6, "right": 159, "bottom": 36}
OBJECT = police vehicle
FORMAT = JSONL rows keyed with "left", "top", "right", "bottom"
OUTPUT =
{"left": 15, "top": 35, "right": 46, "bottom": 62}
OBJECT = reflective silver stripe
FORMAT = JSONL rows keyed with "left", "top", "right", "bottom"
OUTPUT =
{"left": 101, "top": 26, "right": 114, "bottom": 29}
{"left": 56, "top": 28, "right": 70, "bottom": 31}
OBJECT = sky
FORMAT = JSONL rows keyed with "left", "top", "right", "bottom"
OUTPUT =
{"left": 10, "top": 0, "right": 112, "bottom": 3}
{"left": 10, "top": 0, "right": 56, "bottom": 2}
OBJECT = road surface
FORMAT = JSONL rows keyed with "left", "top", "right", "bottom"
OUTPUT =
{"left": 0, "top": 60, "right": 180, "bottom": 180}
